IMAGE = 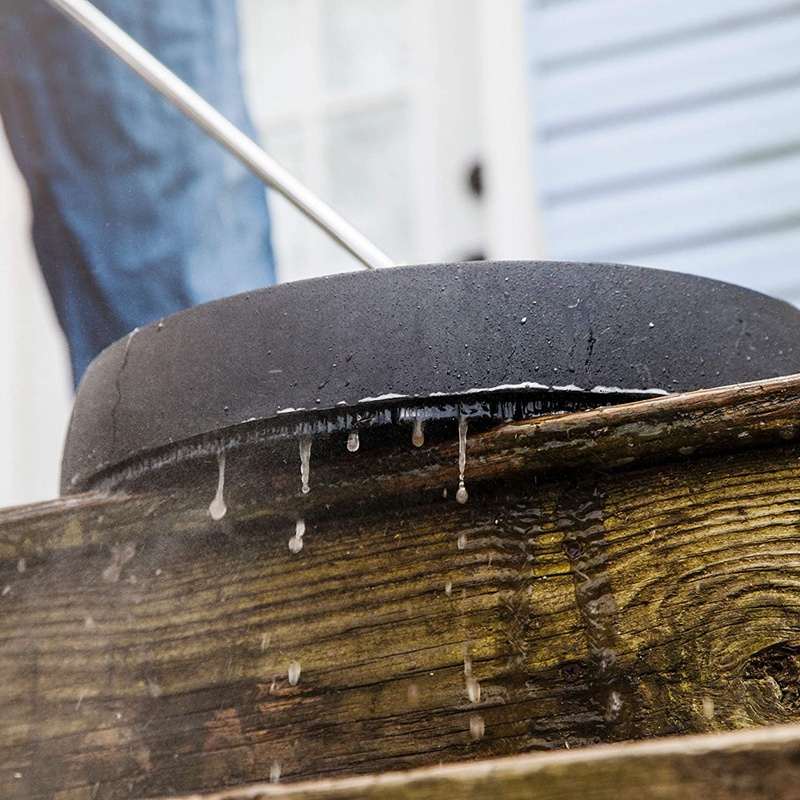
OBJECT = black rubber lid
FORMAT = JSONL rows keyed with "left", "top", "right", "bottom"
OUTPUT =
{"left": 61, "top": 261, "right": 800, "bottom": 493}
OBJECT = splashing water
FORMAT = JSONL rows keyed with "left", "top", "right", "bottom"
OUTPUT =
{"left": 456, "top": 418, "right": 469, "bottom": 504}
{"left": 412, "top": 416, "right": 425, "bottom": 447}
{"left": 347, "top": 430, "right": 360, "bottom": 452}
{"left": 299, "top": 437, "right": 312, "bottom": 494}
{"left": 209, "top": 451, "right": 227, "bottom": 520}
{"left": 288, "top": 660, "right": 302, "bottom": 686}
{"left": 289, "top": 518, "right": 306, "bottom": 554}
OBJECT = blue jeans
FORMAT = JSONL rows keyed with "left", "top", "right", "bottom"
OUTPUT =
{"left": 0, "top": 0, "right": 276, "bottom": 385}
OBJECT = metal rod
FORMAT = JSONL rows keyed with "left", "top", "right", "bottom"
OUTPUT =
{"left": 44, "top": 0, "right": 396, "bottom": 271}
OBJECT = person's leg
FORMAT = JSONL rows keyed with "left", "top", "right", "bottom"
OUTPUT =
{"left": 0, "top": 0, "right": 276, "bottom": 385}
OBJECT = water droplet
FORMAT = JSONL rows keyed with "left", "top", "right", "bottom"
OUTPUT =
{"left": 260, "top": 634, "right": 271, "bottom": 652}
{"left": 466, "top": 676, "right": 481, "bottom": 704}
{"left": 270, "top": 761, "right": 281, "bottom": 784}
{"left": 412, "top": 417, "right": 425, "bottom": 448}
{"left": 289, "top": 518, "right": 306, "bottom": 553}
{"left": 456, "top": 418, "right": 469, "bottom": 504}
{"left": 444, "top": 581, "right": 453, "bottom": 596}
{"left": 607, "top": 690, "right": 623, "bottom": 718}
{"left": 457, "top": 533, "right": 467, "bottom": 550}
{"left": 407, "top": 683, "right": 420, "bottom": 707}
{"left": 347, "top": 431, "right": 360, "bottom": 452}
{"left": 288, "top": 660, "right": 301, "bottom": 686}
{"left": 209, "top": 451, "right": 227, "bottom": 520}
{"left": 17, "top": 558, "right": 26, "bottom": 574}
{"left": 299, "top": 437, "right": 312, "bottom": 494}
{"left": 462, "top": 642, "right": 472, "bottom": 676}
{"left": 470, "top": 714, "right": 485, "bottom": 740}
{"left": 702, "top": 695, "right": 715, "bottom": 720}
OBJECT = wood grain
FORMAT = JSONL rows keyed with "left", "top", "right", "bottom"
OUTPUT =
{"left": 159, "top": 723, "right": 800, "bottom": 800}
{"left": 4, "top": 374, "right": 800, "bottom": 798}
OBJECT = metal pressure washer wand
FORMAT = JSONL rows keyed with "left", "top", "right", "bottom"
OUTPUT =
{"left": 45, "top": 0, "right": 395, "bottom": 271}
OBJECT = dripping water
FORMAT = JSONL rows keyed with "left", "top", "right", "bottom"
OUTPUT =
{"left": 299, "top": 436, "right": 312, "bottom": 494}
{"left": 288, "top": 660, "right": 302, "bottom": 686}
{"left": 289, "top": 518, "right": 306, "bottom": 554}
{"left": 347, "top": 430, "right": 360, "bottom": 452}
{"left": 208, "top": 451, "right": 227, "bottom": 520}
{"left": 470, "top": 714, "right": 485, "bottom": 740}
{"left": 456, "top": 417, "right": 469, "bottom": 504}
{"left": 270, "top": 761, "right": 281, "bottom": 784}
{"left": 412, "top": 416, "right": 425, "bottom": 447}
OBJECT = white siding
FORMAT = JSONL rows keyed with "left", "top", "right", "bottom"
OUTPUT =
{"left": 528, "top": 0, "right": 800, "bottom": 306}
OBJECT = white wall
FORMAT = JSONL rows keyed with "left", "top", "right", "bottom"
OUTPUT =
{"left": 526, "top": 0, "right": 800, "bottom": 306}
{"left": 0, "top": 130, "right": 73, "bottom": 509}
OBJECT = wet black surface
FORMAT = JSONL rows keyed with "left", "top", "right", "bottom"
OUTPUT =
{"left": 62, "top": 261, "right": 800, "bottom": 493}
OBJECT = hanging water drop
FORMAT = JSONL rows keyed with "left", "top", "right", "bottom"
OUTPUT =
{"left": 412, "top": 416, "right": 425, "bottom": 448}
{"left": 289, "top": 518, "right": 306, "bottom": 553}
{"left": 209, "top": 451, "right": 227, "bottom": 520}
{"left": 456, "top": 417, "right": 469, "bottom": 504}
{"left": 299, "top": 436, "right": 312, "bottom": 494}
{"left": 347, "top": 430, "right": 360, "bottom": 452}
{"left": 288, "top": 660, "right": 302, "bottom": 686}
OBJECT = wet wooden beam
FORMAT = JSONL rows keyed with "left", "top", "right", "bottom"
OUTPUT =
{"left": 166, "top": 723, "right": 800, "bottom": 800}
{"left": 4, "top": 374, "right": 800, "bottom": 798}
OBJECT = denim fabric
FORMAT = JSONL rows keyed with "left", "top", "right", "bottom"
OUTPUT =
{"left": 0, "top": 0, "right": 276, "bottom": 385}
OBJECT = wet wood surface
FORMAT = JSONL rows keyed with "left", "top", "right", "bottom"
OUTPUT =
{"left": 164, "top": 723, "right": 800, "bottom": 800}
{"left": 4, "top": 373, "right": 800, "bottom": 798}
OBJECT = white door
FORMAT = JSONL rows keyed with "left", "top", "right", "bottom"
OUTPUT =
{"left": 238, "top": 0, "right": 540, "bottom": 278}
